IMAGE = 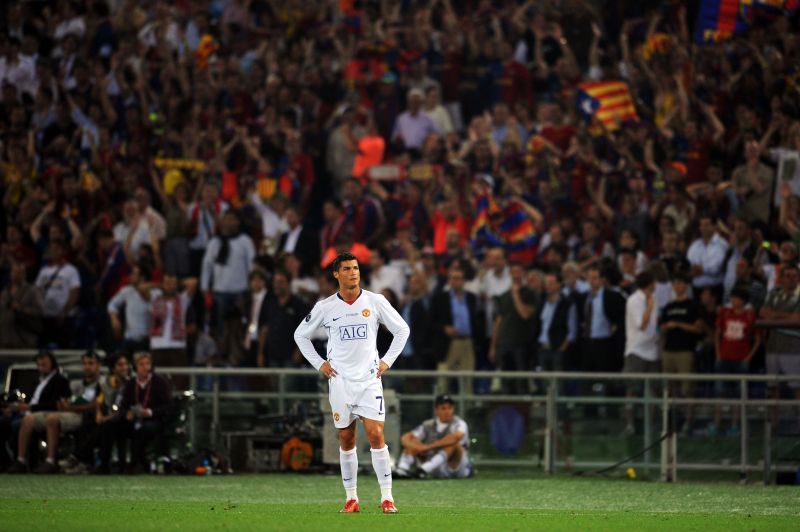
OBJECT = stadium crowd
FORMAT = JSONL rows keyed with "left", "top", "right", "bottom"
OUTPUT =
{"left": 1, "top": 0, "right": 800, "bottom": 471}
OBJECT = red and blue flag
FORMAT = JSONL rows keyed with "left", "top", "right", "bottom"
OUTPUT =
{"left": 695, "top": 0, "right": 800, "bottom": 44}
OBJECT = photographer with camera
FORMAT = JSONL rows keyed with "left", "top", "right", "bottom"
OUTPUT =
{"left": 2, "top": 352, "right": 70, "bottom": 473}
{"left": 96, "top": 352, "right": 171, "bottom": 474}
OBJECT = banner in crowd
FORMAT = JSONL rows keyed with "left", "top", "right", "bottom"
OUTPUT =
{"left": 695, "top": 0, "right": 800, "bottom": 44}
{"left": 471, "top": 189, "right": 539, "bottom": 255}
{"left": 576, "top": 81, "right": 638, "bottom": 131}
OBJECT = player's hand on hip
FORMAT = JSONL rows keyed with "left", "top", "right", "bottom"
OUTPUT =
{"left": 377, "top": 360, "right": 389, "bottom": 378}
{"left": 319, "top": 361, "right": 337, "bottom": 378}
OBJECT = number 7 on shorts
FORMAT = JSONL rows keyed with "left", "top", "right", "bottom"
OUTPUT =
{"left": 376, "top": 396, "right": 383, "bottom": 414}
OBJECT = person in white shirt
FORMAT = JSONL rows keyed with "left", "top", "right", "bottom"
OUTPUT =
{"left": 687, "top": 215, "right": 729, "bottom": 294}
{"left": 107, "top": 265, "right": 152, "bottom": 354}
{"left": 149, "top": 274, "right": 198, "bottom": 386}
{"left": 368, "top": 249, "right": 406, "bottom": 298}
{"left": 113, "top": 198, "right": 153, "bottom": 263}
{"left": 201, "top": 210, "right": 256, "bottom": 337}
{"left": 134, "top": 186, "right": 167, "bottom": 241}
{"left": 623, "top": 271, "right": 660, "bottom": 434}
{"left": 423, "top": 86, "right": 454, "bottom": 135}
{"left": 243, "top": 269, "right": 269, "bottom": 360}
{"left": 0, "top": 37, "right": 36, "bottom": 97}
{"left": 188, "top": 181, "right": 228, "bottom": 274}
{"left": 35, "top": 239, "right": 81, "bottom": 347}
{"left": 294, "top": 252, "right": 410, "bottom": 514}
{"left": 395, "top": 394, "right": 472, "bottom": 479}
{"left": 479, "top": 247, "right": 512, "bottom": 350}
{"left": 248, "top": 190, "right": 289, "bottom": 254}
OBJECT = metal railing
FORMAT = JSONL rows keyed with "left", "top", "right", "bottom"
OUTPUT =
{"left": 5, "top": 364, "right": 800, "bottom": 483}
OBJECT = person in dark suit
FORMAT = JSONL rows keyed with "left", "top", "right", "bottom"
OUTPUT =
{"left": 257, "top": 270, "right": 310, "bottom": 369}
{"left": 580, "top": 262, "right": 626, "bottom": 373}
{"left": 431, "top": 266, "right": 484, "bottom": 393}
{"left": 96, "top": 352, "right": 172, "bottom": 473}
{"left": 397, "top": 272, "right": 435, "bottom": 371}
{"left": 3, "top": 351, "right": 70, "bottom": 472}
{"left": 277, "top": 206, "right": 319, "bottom": 276}
{"left": 242, "top": 269, "right": 270, "bottom": 366}
{"left": 535, "top": 272, "right": 578, "bottom": 373}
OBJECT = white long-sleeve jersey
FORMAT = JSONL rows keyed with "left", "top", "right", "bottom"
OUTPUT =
{"left": 294, "top": 289, "right": 410, "bottom": 381}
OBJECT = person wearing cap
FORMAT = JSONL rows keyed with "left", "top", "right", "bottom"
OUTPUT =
{"left": 390, "top": 88, "right": 442, "bottom": 151}
{"left": 395, "top": 394, "right": 472, "bottom": 479}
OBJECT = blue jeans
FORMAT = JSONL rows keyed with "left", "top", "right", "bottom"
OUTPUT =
{"left": 715, "top": 359, "right": 749, "bottom": 398}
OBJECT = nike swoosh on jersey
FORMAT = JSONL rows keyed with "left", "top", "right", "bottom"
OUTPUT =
{"left": 332, "top": 316, "right": 344, "bottom": 321}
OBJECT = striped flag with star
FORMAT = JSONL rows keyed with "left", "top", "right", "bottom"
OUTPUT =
{"left": 576, "top": 81, "right": 638, "bottom": 131}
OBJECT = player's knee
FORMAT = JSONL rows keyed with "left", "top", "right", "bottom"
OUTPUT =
{"left": 365, "top": 426, "right": 383, "bottom": 446}
{"left": 45, "top": 413, "right": 59, "bottom": 425}
{"left": 338, "top": 429, "right": 356, "bottom": 451}
{"left": 339, "top": 435, "right": 356, "bottom": 450}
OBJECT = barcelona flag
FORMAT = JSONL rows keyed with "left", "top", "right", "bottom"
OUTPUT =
{"left": 471, "top": 189, "right": 539, "bottom": 256}
{"left": 576, "top": 81, "right": 638, "bottom": 131}
{"left": 695, "top": 0, "right": 800, "bottom": 44}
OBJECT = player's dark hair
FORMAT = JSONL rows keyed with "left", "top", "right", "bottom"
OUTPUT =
{"left": 545, "top": 271, "right": 563, "bottom": 284}
{"left": 82, "top": 350, "right": 101, "bottom": 363}
{"left": 635, "top": 271, "right": 655, "bottom": 290}
{"left": 671, "top": 271, "right": 691, "bottom": 284}
{"left": 273, "top": 268, "right": 293, "bottom": 283}
{"left": 34, "top": 351, "right": 59, "bottom": 370}
{"left": 332, "top": 252, "right": 358, "bottom": 272}
{"left": 107, "top": 351, "right": 129, "bottom": 370}
{"left": 249, "top": 268, "right": 268, "bottom": 283}
{"left": 731, "top": 284, "right": 750, "bottom": 303}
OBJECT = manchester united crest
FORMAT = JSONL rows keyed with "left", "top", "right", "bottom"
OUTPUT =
{"left": 362, "top": 309, "right": 371, "bottom": 318}
{"left": 334, "top": 412, "right": 340, "bottom": 422}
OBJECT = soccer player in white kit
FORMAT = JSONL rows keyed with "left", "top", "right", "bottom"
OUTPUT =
{"left": 294, "top": 252, "right": 410, "bottom": 514}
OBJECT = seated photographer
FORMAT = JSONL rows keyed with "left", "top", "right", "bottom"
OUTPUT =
{"left": 35, "top": 351, "right": 103, "bottom": 474}
{"left": 3, "top": 352, "right": 70, "bottom": 473}
{"left": 395, "top": 394, "right": 473, "bottom": 479}
{"left": 96, "top": 352, "right": 171, "bottom": 473}
{"left": 58, "top": 352, "right": 108, "bottom": 474}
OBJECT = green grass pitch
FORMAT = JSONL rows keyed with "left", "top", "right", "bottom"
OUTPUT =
{"left": 1, "top": 471, "right": 798, "bottom": 531}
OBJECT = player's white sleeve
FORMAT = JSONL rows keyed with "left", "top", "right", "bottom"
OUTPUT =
{"left": 293, "top": 302, "right": 327, "bottom": 371}
{"left": 375, "top": 294, "right": 410, "bottom": 368}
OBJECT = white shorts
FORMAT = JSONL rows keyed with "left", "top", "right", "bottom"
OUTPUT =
{"left": 328, "top": 375, "right": 385, "bottom": 429}
{"left": 430, "top": 450, "right": 473, "bottom": 479}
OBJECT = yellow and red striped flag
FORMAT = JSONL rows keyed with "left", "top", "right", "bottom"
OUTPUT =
{"left": 576, "top": 81, "right": 638, "bottom": 131}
